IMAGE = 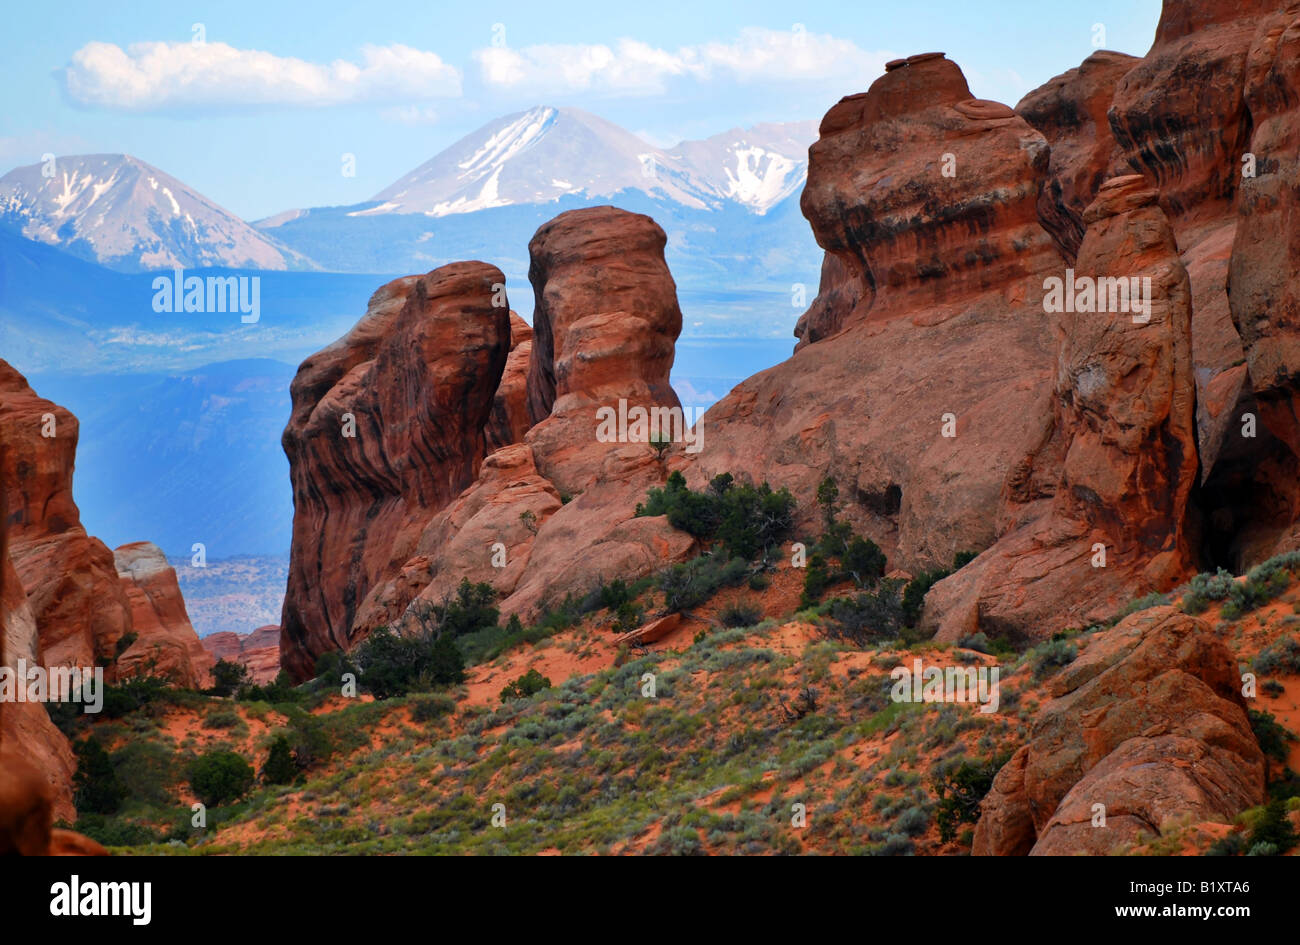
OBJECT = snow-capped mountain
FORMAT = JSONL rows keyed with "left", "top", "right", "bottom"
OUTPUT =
{"left": 668, "top": 121, "right": 819, "bottom": 214}
{"left": 0, "top": 154, "right": 300, "bottom": 272}
{"left": 350, "top": 106, "right": 816, "bottom": 220}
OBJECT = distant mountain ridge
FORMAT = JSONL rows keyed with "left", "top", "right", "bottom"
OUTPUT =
{"left": 0, "top": 154, "right": 306, "bottom": 272}
{"left": 0, "top": 109, "right": 818, "bottom": 276}
{"left": 350, "top": 106, "right": 817, "bottom": 219}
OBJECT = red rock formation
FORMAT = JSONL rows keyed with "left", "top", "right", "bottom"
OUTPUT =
{"left": 1222, "top": 4, "right": 1300, "bottom": 560}
{"left": 201, "top": 625, "right": 281, "bottom": 684}
{"left": 688, "top": 53, "right": 1061, "bottom": 572}
{"left": 523, "top": 207, "right": 683, "bottom": 495}
{"left": 1107, "top": 0, "right": 1276, "bottom": 522}
{"left": 0, "top": 360, "right": 132, "bottom": 668}
{"left": 1015, "top": 50, "right": 1138, "bottom": 261}
{"left": 113, "top": 542, "right": 212, "bottom": 688}
{"left": 485, "top": 312, "right": 535, "bottom": 454}
{"left": 926, "top": 176, "right": 1198, "bottom": 641}
{"left": 280, "top": 263, "right": 512, "bottom": 679}
{"left": 974, "top": 607, "right": 1265, "bottom": 855}
{"left": 286, "top": 209, "right": 699, "bottom": 669}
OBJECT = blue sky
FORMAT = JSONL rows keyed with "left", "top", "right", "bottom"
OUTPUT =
{"left": 1, "top": 0, "right": 1162, "bottom": 221}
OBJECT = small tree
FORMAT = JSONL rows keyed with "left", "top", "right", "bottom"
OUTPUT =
{"left": 262, "top": 735, "right": 296, "bottom": 786}
{"left": 209, "top": 658, "right": 251, "bottom": 698}
{"left": 649, "top": 433, "right": 672, "bottom": 462}
{"left": 189, "top": 750, "right": 255, "bottom": 806}
{"left": 73, "top": 736, "right": 126, "bottom": 815}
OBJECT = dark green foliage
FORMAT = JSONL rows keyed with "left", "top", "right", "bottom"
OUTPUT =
{"left": 431, "top": 579, "right": 500, "bottom": 638}
{"left": 500, "top": 668, "right": 552, "bottom": 703}
{"left": 933, "top": 754, "right": 1010, "bottom": 844}
{"left": 283, "top": 709, "right": 332, "bottom": 770}
{"left": 611, "top": 600, "right": 643, "bottom": 633}
{"left": 73, "top": 736, "right": 126, "bottom": 815}
{"left": 823, "top": 579, "right": 906, "bottom": 642}
{"left": 598, "top": 579, "right": 632, "bottom": 611}
{"left": 638, "top": 471, "right": 796, "bottom": 561}
{"left": 718, "top": 600, "right": 762, "bottom": 628}
{"left": 99, "top": 675, "right": 173, "bottom": 718}
{"left": 1249, "top": 709, "right": 1295, "bottom": 764}
{"left": 842, "top": 536, "right": 887, "bottom": 587}
{"left": 901, "top": 570, "right": 947, "bottom": 628}
{"left": 409, "top": 693, "right": 457, "bottom": 722}
{"left": 352, "top": 625, "right": 465, "bottom": 699}
{"left": 896, "top": 552, "right": 979, "bottom": 630}
{"left": 800, "top": 553, "right": 832, "bottom": 607}
{"left": 209, "top": 658, "right": 252, "bottom": 698}
{"left": 659, "top": 555, "right": 749, "bottom": 612}
{"left": 1247, "top": 798, "right": 1298, "bottom": 854}
{"left": 188, "top": 750, "right": 254, "bottom": 806}
{"left": 239, "top": 671, "right": 304, "bottom": 704}
{"left": 261, "top": 735, "right": 296, "bottom": 785}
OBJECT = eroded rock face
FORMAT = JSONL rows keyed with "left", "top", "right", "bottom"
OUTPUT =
{"left": 1226, "top": 4, "right": 1300, "bottom": 561}
{"left": 0, "top": 361, "right": 132, "bottom": 668}
{"left": 1016, "top": 50, "right": 1138, "bottom": 261}
{"left": 290, "top": 209, "right": 699, "bottom": 666}
{"left": 280, "top": 264, "right": 512, "bottom": 680}
{"left": 689, "top": 53, "right": 1061, "bottom": 572}
{"left": 113, "top": 542, "right": 212, "bottom": 688}
{"left": 2, "top": 548, "right": 76, "bottom": 826}
{"left": 524, "top": 207, "right": 683, "bottom": 496}
{"left": 486, "top": 313, "right": 535, "bottom": 454}
{"left": 1107, "top": 0, "right": 1272, "bottom": 503}
{"left": 973, "top": 608, "right": 1265, "bottom": 855}
{"left": 926, "top": 177, "right": 1198, "bottom": 642}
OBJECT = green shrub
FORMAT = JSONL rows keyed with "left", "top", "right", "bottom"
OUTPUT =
{"left": 823, "top": 580, "right": 906, "bottom": 642}
{"left": 500, "top": 668, "right": 552, "bottom": 703}
{"left": 423, "top": 579, "right": 500, "bottom": 638}
{"left": 659, "top": 555, "right": 750, "bottom": 612}
{"left": 1223, "top": 552, "right": 1300, "bottom": 619}
{"left": 239, "top": 671, "right": 304, "bottom": 704}
{"left": 1247, "top": 798, "right": 1297, "bottom": 854}
{"left": 1181, "top": 568, "right": 1235, "bottom": 614}
{"left": 1032, "top": 639, "right": 1077, "bottom": 679}
{"left": 901, "top": 570, "right": 947, "bottom": 628}
{"left": 718, "top": 600, "right": 763, "bottom": 629}
{"left": 1254, "top": 636, "right": 1300, "bottom": 676}
{"left": 352, "top": 625, "right": 465, "bottom": 699}
{"left": 261, "top": 735, "right": 297, "bottom": 786}
{"left": 1249, "top": 709, "right": 1295, "bottom": 764}
{"left": 409, "top": 693, "right": 458, "bottom": 722}
{"left": 73, "top": 736, "right": 126, "bottom": 815}
{"left": 800, "top": 553, "right": 832, "bottom": 608}
{"left": 638, "top": 471, "right": 796, "bottom": 561}
{"left": 203, "top": 708, "right": 243, "bottom": 730}
{"left": 99, "top": 675, "right": 172, "bottom": 718}
{"left": 209, "top": 658, "right": 252, "bottom": 698}
{"left": 933, "top": 754, "right": 1009, "bottom": 844}
{"left": 188, "top": 750, "right": 255, "bottom": 806}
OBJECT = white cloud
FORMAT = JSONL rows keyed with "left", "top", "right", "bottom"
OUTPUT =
{"left": 474, "top": 27, "right": 893, "bottom": 95}
{"left": 62, "top": 41, "right": 462, "bottom": 111}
